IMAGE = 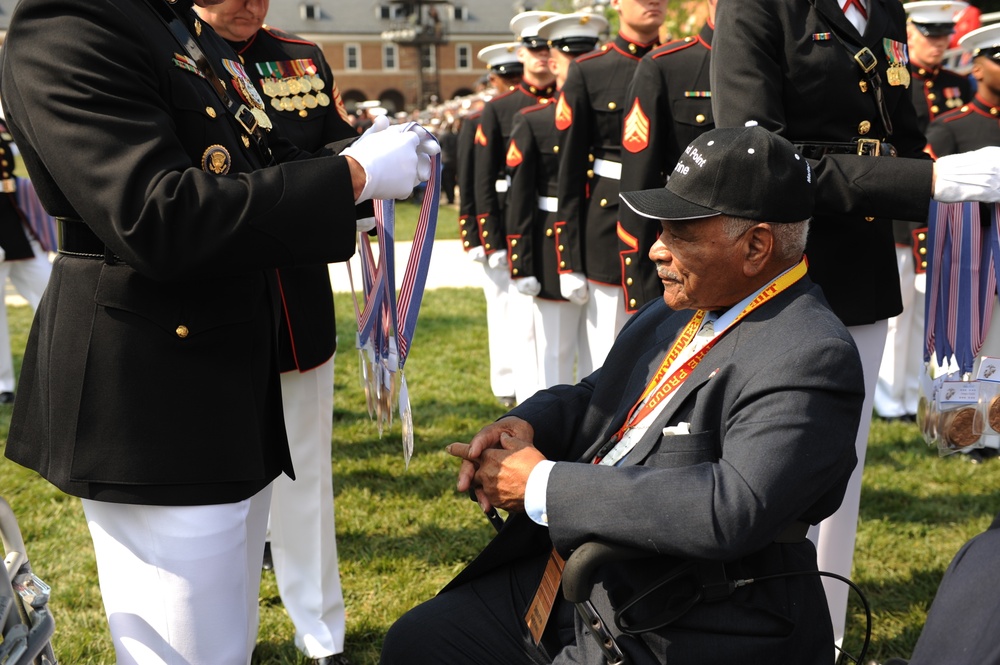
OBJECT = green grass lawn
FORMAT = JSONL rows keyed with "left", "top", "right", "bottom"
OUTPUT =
{"left": 3, "top": 288, "right": 999, "bottom": 664}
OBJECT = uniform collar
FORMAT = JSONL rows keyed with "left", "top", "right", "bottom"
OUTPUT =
{"left": 699, "top": 21, "right": 714, "bottom": 48}
{"left": 519, "top": 79, "right": 556, "bottom": 99}
{"left": 911, "top": 58, "right": 940, "bottom": 79}
{"left": 973, "top": 93, "right": 1000, "bottom": 117}
{"left": 615, "top": 33, "right": 658, "bottom": 58}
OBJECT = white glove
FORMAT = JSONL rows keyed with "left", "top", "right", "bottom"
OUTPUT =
{"left": 356, "top": 216, "right": 376, "bottom": 233}
{"left": 467, "top": 245, "right": 487, "bottom": 263}
{"left": 487, "top": 249, "right": 508, "bottom": 270}
{"left": 933, "top": 147, "right": 1000, "bottom": 203}
{"left": 374, "top": 121, "right": 441, "bottom": 183}
{"left": 514, "top": 276, "right": 541, "bottom": 296}
{"left": 341, "top": 120, "right": 422, "bottom": 203}
{"left": 560, "top": 272, "right": 589, "bottom": 305}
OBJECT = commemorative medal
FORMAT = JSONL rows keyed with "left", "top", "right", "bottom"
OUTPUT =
{"left": 298, "top": 76, "right": 313, "bottom": 94}
{"left": 271, "top": 96, "right": 283, "bottom": 111}
{"left": 292, "top": 95, "right": 305, "bottom": 111}
{"left": 310, "top": 74, "right": 325, "bottom": 91}
{"left": 286, "top": 77, "right": 302, "bottom": 95}
{"left": 251, "top": 107, "right": 272, "bottom": 131}
{"left": 883, "top": 39, "right": 910, "bottom": 88}
{"left": 303, "top": 94, "right": 318, "bottom": 109}
{"left": 280, "top": 96, "right": 295, "bottom": 112}
{"left": 316, "top": 92, "right": 330, "bottom": 107}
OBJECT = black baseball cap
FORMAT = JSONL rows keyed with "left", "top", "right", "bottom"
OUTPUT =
{"left": 620, "top": 124, "right": 815, "bottom": 223}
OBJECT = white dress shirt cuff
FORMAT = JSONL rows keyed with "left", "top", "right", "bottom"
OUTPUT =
{"left": 524, "top": 460, "right": 556, "bottom": 527}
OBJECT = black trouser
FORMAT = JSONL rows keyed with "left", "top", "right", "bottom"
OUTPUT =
{"left": 380, "top": 552, "right": 574, "bottom": 664}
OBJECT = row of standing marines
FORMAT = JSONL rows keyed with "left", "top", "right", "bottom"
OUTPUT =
{"left": 455, "top": 0, "right": 1000, "bottom": 653}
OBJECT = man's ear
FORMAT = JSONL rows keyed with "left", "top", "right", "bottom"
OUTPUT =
{"left": 743, "top": 224, "right": 774, "bottom": 277}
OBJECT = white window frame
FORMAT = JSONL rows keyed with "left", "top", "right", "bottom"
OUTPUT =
{"left": 421, "top": 44, "right": 436, "bottom": 72}
{"left": 456, "top": 43, "right": 471, "bottom": 70}
{"left": 383, "top": 43, "right": 399, "bottom": 71}
{"left": 345, "top": 43, "right": 361, "bottom": 71}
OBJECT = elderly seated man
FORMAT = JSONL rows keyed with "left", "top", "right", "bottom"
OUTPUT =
{"left": 381, "top": 125, "right": 865, "bottom": 665}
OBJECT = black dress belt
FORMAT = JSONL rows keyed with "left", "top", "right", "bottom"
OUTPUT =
{"left": 795, "top": 139, "right": 896, "bottom": 160}
{"left": 57, "top": 218, "right": 121, "bottom": 262}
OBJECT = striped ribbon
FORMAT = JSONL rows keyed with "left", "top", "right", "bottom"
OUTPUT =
{"left": 15, "top": 177, "right": 57, "bottom": 252}
{"left": 925, "top": 201, "right": 1000, "bottom": 373}
{"left": 350, "top": 123, "right": 441, "bottom": 465}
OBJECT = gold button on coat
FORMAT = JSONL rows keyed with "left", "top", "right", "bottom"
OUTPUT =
{"left": 206, "top": 107, "right": 217, "bottom": 118}
{"left": 599, "top": 198, "right": 608, "bottom": 207}
{"left": 546, "top": 228, "right": 554, "bottom": 237}
{"left": 696, "top": 114, "right": 706, "bottom": 123}
{"left": 858, "top": 120, "right": 871, "bottom": 135}
{"left": 510, "top": 238, "right": 517, "bottom": 247}
{"left": 176, "top": 325, "right": 190, "bottom": 339}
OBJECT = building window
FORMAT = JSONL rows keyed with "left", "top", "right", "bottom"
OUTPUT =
{"left": 421, "top": 45, "right": 436, "bottom": 72}
{"left": 379, "top": 5, "right": 391, "bottom": 19}
{"left": 345, "top": 44, "right": 361, "bottom": 71}
{"left": 301, "top": 3, "right": 322, "bottom": 19}
{"left": 453, "top": 6, "right": 468, "bottom": 20}
{"left": 456, "top": 44, "right": 471, "bottom": 70}
{"left": 383, "top": 44, "right": 398, "bottom": 70}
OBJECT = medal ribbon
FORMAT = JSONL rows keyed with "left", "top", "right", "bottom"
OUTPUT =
{"left": 597, "top": 258, "right": 809, "bottom": 461}
{"left": 351, "top": 123, "right": 442, "bottom": 464}
{"left": 925, "top": 202, "right": 999, "bottom": 372}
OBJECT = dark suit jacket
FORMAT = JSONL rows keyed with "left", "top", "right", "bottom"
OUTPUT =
{"left": 0, "top": 0, "right": 358, "bottom": 506}
{"left": 712, "top": 0, "right": 929, "bottom": 326}
{"left": 231, "top": 25, "right": 361, "bottom": 373}
{"left": 448, "top": 276, "right": 865, "bottom": 664}
{"left": 907, "top": 511, "right": 1000, "bottom": 665}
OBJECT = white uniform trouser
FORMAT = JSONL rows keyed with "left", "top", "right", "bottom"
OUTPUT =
{"left": 82, "top": 485, "right": 272, "bottom": 665}
{"left": 584, "top": 282, "right": 630, "bottom": 371}
{"left": 874, "top": 247, "right": 925, "bottom": 418}
{"left": 0, "top": 239, "right": 51, "bottom": 391}
{"left": 480, "top": 261, "right": 516, "bottom": 398}
{"left": 271, "top": 356, "right": 345, "bottom": 658}
{"left": 534, "top": 297, "right": 590, "bottom": 388}
{"left": 508, "top": 286, "right": 539, "bottom": 404}
{"left": 808, "top": 319, "right": 887, "bottom": 650}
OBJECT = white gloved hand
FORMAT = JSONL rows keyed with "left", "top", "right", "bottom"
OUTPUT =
{"left": 341, "top": 120, "right": 421, "bottom": 203}
{"left": 514, "top": 276, "right": 541, "bottom": 296}
{"left": 467, "top": 245, "right": 487, "bottom": 263}
{"left": 352, "top": 114, "right": 391, "bottom": 147}
{"left": 375, "top": 122, "right": 441, "bottom": 184}
{"left": 487, "top": 249, "right": 508, "bottom": 270}
{"left": 356, "top": 216, "right": 376, "bottom": 233}
{"left": 560, "top": 272, "right": 589, "bottom": 305}
{"left": 933, "top": 147, "right": 1000, "bottom": 203}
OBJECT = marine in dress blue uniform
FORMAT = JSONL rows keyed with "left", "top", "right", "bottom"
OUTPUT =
{"left": 554, "top": 0, "right": 665, "bottom": 370}
{"left": 476, "top": 14, "right": 559, "bottom": 404}
{"left": 199, "top": 5, "right": 363, "bottom": 660}
{"left": 618, "top": 2, "right": 716, "bottom": 312}
{"left": 0, "top": 0, "right": 427, "bottom": 661}
{"left": 711, "top": 0, "right": 934, "bottom": 648}
{"left": 505, "top": 12, "right": 607, "bottom": 389}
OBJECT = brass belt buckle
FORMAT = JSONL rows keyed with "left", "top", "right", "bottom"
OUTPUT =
{"left": 853, "top": 47, "right": 878, "bottom": 74}
{"left": 857, "top": 139, "right": 881, "bottom": 156}
{"left": 235, "top": 104, "right": 258, "bottom": 135}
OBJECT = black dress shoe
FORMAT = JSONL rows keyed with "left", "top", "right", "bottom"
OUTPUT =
{"left": 0, "top": 391, "right": 14, "bottom": 404}
{"left": 311, "top": 655, "right": 350, "bottom": 665}
{"left": 261, "top": 541, "right": 273, "bottom": 571}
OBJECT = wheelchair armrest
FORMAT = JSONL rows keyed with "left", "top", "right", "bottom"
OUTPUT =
{"left": 561, "top": 541, "right": 657, "bottom": 603}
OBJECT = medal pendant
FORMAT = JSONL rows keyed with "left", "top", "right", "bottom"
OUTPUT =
{"left": 897, "top": 66, "right": 911, "bottom": 88}
{"left": 316, "top": 92, "right": 331, "bottom": 107}
{"left": 399, "top": 373, "right": 413, "bottom": 468}
{"left": 310, "top": 74, "right": 325, "bottom": 91}
{"left": 286, "top": 77, "right": 302, "bottom": 95}
{"left": 298, "top": 76, "right": 313, "bottom": 94}
{"left": 886, "top": 66, "right": 902, "bottom": 87}
{"left": 250, "top": 107, "right": 272, "bottom": 131}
